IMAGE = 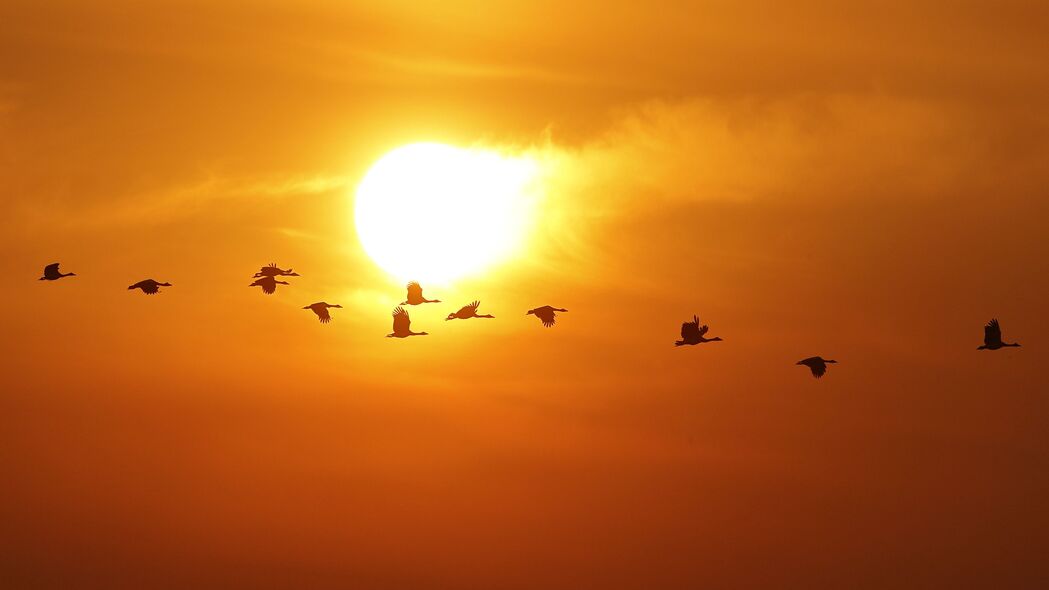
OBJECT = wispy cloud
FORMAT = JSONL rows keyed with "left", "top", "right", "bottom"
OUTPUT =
{"left": 9, "top": 173, "right": 350, "bottom": 235}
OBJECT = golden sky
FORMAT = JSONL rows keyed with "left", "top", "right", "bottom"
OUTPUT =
{"left": 2, "top": 1, "right": 1048, "bottom": 587}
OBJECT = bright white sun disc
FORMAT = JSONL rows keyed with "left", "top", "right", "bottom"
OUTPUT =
{"left": 354, "top": 143, "right": 537, "bottom": 283}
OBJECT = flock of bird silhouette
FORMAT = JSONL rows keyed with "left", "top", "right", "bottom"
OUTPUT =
{"left": 39, "top": 261, "right": 1020, "bottom": 379}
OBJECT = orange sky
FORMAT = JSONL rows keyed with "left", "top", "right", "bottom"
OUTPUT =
{"left": 2, "top": 1, "right": 1048, "bottom": 587}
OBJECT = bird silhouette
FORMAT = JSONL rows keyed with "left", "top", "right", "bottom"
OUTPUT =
{"left": 128, "top": 279, "right": 171, "bottom": 295}
{"left": 39, "top": 263, "right": 75, "bottom": 281}
{"left": 249, "top": 276, "right": 289, "bottom": 295}
{"left": 254, "top": 263, "right": 299, "bottom": 278}
{"left": 526, "top": 305, "right": 567, "bottom": 327}
{"left": 796, "top": 356, "right": 837, "bottom": 378}
{"left": 675, "top": 315, "right": 722, "bottom": 346}
{"left": 402, "top": 282, "right": 440, "bottom": 305}
{"left": 977, "top": 318, "right": 1021, "bottom": 350}
{"left": 446, "top": 301, "right": 495, "bottom": 321}
{"left": 303, "top": 302, "right": 342, "bottom": 323}
{"left": 387, "top": 306, "right": 427, "bottom": 338}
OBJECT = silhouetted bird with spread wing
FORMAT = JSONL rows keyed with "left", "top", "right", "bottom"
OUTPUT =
{"left": 526, "top": 305, "right": 566, "bottom": 327}
{"left": 128, "top": 279, "right": 171, "bottom": 295}
{"left": 249, "top": 276, "right": 288, "bottom": 295}
{"left": 796, "top": 356, "right": 837, "bottom": 378}
{"left": 39, "top": 263, "right": 75, "bottom": 281}
{"left": 304, "top": 302, "right": 341, "bottom": 323}
{"left": 675, "top": 315, "right": 722, "bottom": 346}
{"left": 402, "top": 282, "right": 440, "bottom": 305}
{"left": 387, "top": 306, "right": 427, "bottom": 338}
{"left": 254, "top": 263, "right": 299, "bottom": 278}
{"left": 977, "top": 318, "right": 1021, "bottom": 350}
{"left": 446, "top": 301, "right": 494, "bottom": 321}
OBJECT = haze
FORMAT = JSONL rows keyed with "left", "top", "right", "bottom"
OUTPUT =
{"left": 1, "top": 1, "right": 1048, "bottom": 588}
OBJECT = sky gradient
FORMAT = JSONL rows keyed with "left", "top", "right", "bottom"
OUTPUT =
{"left": 2, "top": 1, "right": 1048, "bottom": 587}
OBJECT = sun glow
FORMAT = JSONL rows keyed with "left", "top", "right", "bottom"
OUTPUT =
{"left": 354, "top": 142, "right": 538, "bottom": 283}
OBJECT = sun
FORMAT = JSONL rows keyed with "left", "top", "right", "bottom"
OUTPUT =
{"left": 354, "top": 142, "right": 538, "bottom": 284}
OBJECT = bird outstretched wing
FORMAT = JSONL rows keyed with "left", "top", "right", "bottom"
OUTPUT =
{"left": 44, "top": 263, "right": 60, "bottom": 276}
{"left": 798, "top": 357, "right": 826, "bottom": 378}
{"left": 536, "top": 306, "right": 556, "bottom": 327}
{"left": 406, "top": 282, "right": 423, "bottom": 300}
{"left": 312, "top": 302, "right": 329, "bottom": 321}
{"left": 681, "top": 316, "right": 701, "bottom": 340}
{"left": 392, "top": 306, "right": 410, "bottom": 334}
{"left": 137, "top": 280, "right": 159, "bottom": 294}
{"left": 984, "top": 319, "right": 1002, "bottom": 346}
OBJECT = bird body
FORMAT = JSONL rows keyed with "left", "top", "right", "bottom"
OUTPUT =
{"left": 388, "top": 306, "right": 427, "bottom": 338}
{"left": 447, "top": 301, "right": 494, "bottom": 321}
{"left": 40, "top": 263, "right": 75, "bottom": 281}
{"left": 527, "top": 305, "right": 567, "bottom": 327}
{"left": 255, "top": 263, "right": 298, "bottom": 278}
{"left": 675, "top": 315, "right": 722, "bottom": 346}
{"left": 128, "top": 279, "right": 171, "bottom": 295}
{"left": 978, "top": 318, "right": 1020, "bottom": 350}
{"left": 402, "top": 282, "right": 440, "bottom": 305}
{"left": 249, "top": 276, "right": 289, "bottom": 294}
{"left": 304, "top": 302, "right": 341, "bottom": 323}
{"left": 797, "top": 356, "right": 837, "bottom": 378}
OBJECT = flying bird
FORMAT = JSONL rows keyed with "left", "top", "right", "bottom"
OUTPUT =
{"left": 446, "top": 301, "right": 495, "bottom": 321}
{"left": 39, "top": 263, "right": 75, "bottom": 281}
{"left": 675, "top": 315, "right": 722, "bottom": 346}
{"left": 526, "top": 305, "right": 567, "bottom": 327}
{"left": 303, "top": 302, "right": 342, "bottom": 323}
{"left": 128, "top": 279, "right": 172, "bottom": 295}
{"left": 249, "top": 276, "right": 289, "bottom": 295}
{"left": 254, "top": 263, "right": 298, "bottom": 278}
{"left": 796, "top": 356, "right": 837, "bottom": 378}
{"left": 387, "top": 306, "right": 427, "bottom": 338}
{"left": 402, "top": 282, "right": 440, "bottom": 305}
{"left": 977, "top": 318, "right": 1021, "bottom": 350}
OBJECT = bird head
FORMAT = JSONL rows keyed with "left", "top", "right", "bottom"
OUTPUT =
{"left": 710, "top": 336, "right": 723, "bottom": 342}
{"left": 287, "top": 272, "right": 300, "bottom": 277}
{"left": 331, "top": 304, "right": 342, "bottom": 308}
{"left": 445, "top": 314, "right": 456, "bottom": 321}
{"left": 795, "top": 360, "right": 804, "bottom": 365}
{"left": 826, "top": 359, "right": 838, "bottom": 364}
{"left": 526, "top": 309, "right": 535, "bottom": 316}
{"left": 127, "top": 285, "right": 135, "bottom": 290}
{"left": 302, "top": 305, "right": 311, "bottom": 310}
